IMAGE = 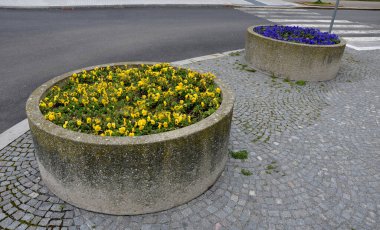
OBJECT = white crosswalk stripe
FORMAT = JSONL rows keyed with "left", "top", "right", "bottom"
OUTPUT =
{"left": 256, "top": 15, "right": 331, "bottom": 19}
{"left": 326, "top": 30, "right": 380, "bottom": 34}
{"left": 240, "top": 8, "right": 308, "bottom": 11}
{"left": 236, "top": 7, "right": 380, "bottom": 51}
{"left": 287, "top": 24, "right": 372, "bottom": 28}
{"left": 269, "top": 19, "right": 352, "bottom": 23}
{"left": 247, "top": 11, "right": 320, "bottom": 15}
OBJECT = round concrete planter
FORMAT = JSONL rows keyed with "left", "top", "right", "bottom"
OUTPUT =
{"left": 26, "top": 62, "right": 234, "bottom": 215}
{"left": 245, "top": 26, "right": 346, "bottom": 81}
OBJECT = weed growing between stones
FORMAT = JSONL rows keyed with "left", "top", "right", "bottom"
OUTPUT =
{"left": 241, "top": 168, "right": 253, "bottom": 176}
{"left": 295, "top": 80, "right": 306, "bottom": 86}
{"left": 265, "top": 161, "right": 279, "bottom": 174}
{"left": 230, "top": 150, "right": 248, "bottom": 160}
{"left": 283, "top": 78, "right": 306, "bottom": 87}
{"left": 229, "top": 52, "right": 241, "bottom": 56}
{"left": 234, "top": 62, "right": 256, "bottom": 73}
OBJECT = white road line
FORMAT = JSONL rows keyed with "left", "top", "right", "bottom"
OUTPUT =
{"left": 268, "top": 19, "right": 353, "bottom": 23}
{"left": 256, "top": 15, "right": 330, "bottom": 19}
{"left": 324, "top": 30, "right": 380, "bottom": 34}
{"left": 288, "top": 24, "right": 372, "bottom": 28}
{"left": 238, "top": 8, "right": 308, "bottom": 12}
{"left": 343, "top": 37, "right": 380, "bottom": 42}
{"left": 248, "top": 11, "right": 320, "bottom": 15}
{"left": 347, "top": 44, "right": 380, "bottom": 50}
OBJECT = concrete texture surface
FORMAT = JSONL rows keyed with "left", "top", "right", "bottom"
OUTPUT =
{"left": 25, "top": 62, "right": 235, "bottom": 215}
{"left": 245, "top": 26, "right": 347, "bottom": 81}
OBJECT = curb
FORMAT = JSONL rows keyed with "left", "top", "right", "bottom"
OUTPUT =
{"left": 0, "top": 48, "right": 244, "bottom": 151}
{"left": 0, "top": 119, "right": 30, "bottom": 150}
{"left": 0, "top": 4, "right": 379, "bottom": 10}
{"left": 0, "top": 4, "right": 245, "bottom": 10}
{"left": 238, "top": 5, "right": 380, "bottom": 10}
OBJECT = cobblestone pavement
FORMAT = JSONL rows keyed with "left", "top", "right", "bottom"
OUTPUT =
{"left": 1, "top": 48, "right": 379, "bottom": 229}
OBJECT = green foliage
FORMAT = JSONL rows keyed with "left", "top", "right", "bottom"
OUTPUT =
{"left": 241, "top": 168, "right": 253, "bottom": 176}
{"left": 230, "top": 150, "right": 249, "bottom": 160}
{"left": 295, "top": 80, "right": 306, "bottom": 86}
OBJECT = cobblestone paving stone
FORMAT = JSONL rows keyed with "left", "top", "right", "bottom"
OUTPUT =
{"left": 0, "top": 49, "right": 379, "bottom": 229}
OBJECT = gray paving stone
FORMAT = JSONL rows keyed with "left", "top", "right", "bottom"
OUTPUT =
{"left": 0, "top": 48, "right": 379, "bottom": 229}
{"left": 0, "top": 217, "right": 14, "bottom": 229}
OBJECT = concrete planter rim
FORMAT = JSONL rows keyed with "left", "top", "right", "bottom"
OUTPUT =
{"left": 26, "top": 61, "right": 235, "bottom": 146}
{"left": 247, "top": 26, "right": 347, "bottom": 48}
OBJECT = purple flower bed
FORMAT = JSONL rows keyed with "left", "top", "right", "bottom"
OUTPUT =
{"left": 253, "top": 25, "right": 340, "bottom": 45}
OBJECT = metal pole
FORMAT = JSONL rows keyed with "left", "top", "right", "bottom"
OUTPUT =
{"left": 329, "top": 0, "right": 340, "bottom": 33}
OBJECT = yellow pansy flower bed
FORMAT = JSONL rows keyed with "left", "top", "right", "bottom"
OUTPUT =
{"left": 39, "top": 63, "right": 222, "bottom": 137}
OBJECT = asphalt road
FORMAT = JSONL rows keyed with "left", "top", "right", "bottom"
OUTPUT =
{"left": 0, "top": 7, "right": 267, "bottom": 133}
{"left": 0, "top": 7, "right": 379, "bottom": 133}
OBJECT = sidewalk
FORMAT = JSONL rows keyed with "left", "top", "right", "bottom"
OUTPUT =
{"left": 0, "top": 48, "right": 379, "bottom": 229}
{"left": 1, "top": 0, "right": 380, "bottom": 9}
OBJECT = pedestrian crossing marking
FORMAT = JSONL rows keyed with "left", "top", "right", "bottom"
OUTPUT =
{"left": 343, "top": 37, "right": 380, "bottom": 42}
{"left": 328, "top": 30, "right": 380, "bottom": 34}
{"left": 256, "top": 15, "right": 331, "bottom": 19}
{"left": 269, "top": 19, "right": 352, "bottom": 23}
{"left": 248, "top": 11, "right": 320, "bottom": 15}
{"left": 240, "top": 8, "right": 308, "bottom": 11}
{"left": 346, "top": 44, "right": 380, "bottom": 51}
{"left": 236, "top": 7, "right": 380, "bottom": 51}
{"left": 287, "top": 24, "right": 372, "bottom": 28}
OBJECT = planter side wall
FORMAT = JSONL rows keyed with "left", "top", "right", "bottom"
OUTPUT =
{"left": 27, "top": 63, "right": 234, "bottom": 215}
{"left": 30, "top": 111, "right": 232, "bottom": 215}
{"left": 245, "top": 27, "right": 346, "bottom": 81}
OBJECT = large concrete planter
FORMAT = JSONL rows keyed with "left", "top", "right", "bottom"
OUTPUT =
{"left": 245, "top": 26, "right": 346, "bottom": 81}
{"left": 26, "top": 62, "right": 234, "bottom": 215}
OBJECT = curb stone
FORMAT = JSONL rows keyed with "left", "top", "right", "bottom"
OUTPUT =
{"left": 0, "top": 4, "right": 379, "bottom": 10}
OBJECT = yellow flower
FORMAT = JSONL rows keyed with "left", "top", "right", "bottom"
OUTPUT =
{"left": 39, "top": 101, "right": 47, "bottom": 108}
{"left": 163, "top": 122, "right": 168, "bottom": 128}
{"left": 215, "top": 88, "right": 221, "bottom": 94}
{"left": 175, "top": 82, "right": 184, "bottom": 91}
{"left": 142, "top": 109, "right": 148, "bottom": 116}
{"left": 180, "top": 100, "right": 184, "bottom": 105}
{"left": 48, "top": 113, "right": 55, "bottom": 121}
{"left": 93, "top": 125, "right": 101, "bottom": 132}
{"left": 101, "top": 98, "right": 108, "bottom": 106}
{"left": 86, "top": 117, "right": 92, "bottom": 124}
{"left": 63, "top": 121, "right": 68, "bottom": 129}
{"left": 104, "top": 129, "right": 113, "bottom": 136}
{"left": 106, "top": 122, "right": 114, "bottom": 129}
{"left": 129, "top": 132, "right": 135, "bottom": 137}
{"left": 95, "top": 118, "right": 101, "bottom": 124}
{"left": 48, "top": 102, "right": 54, "bottom": 108}
{"left": 118, "top": 127, "right": 126, "bottom": 134}
{"left": 137, "top": 119, "right": 147, "bottom": 130}
{"left": 76, "top": 119, "right": 82, "bottom": 126}
{"left": 201, "top": 102, "right": 205, "bottom": 108}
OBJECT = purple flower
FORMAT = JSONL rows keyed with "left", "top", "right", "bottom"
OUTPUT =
{"left": 253, "top": 25, "right": 340, "bottom": 45}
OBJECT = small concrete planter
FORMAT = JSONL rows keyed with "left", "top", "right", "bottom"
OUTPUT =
{"left": 26, "top": 62, "right": 234, "bottom": 215}
{"left": 245, "top": 26, "right": 346, "bottom": 81}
